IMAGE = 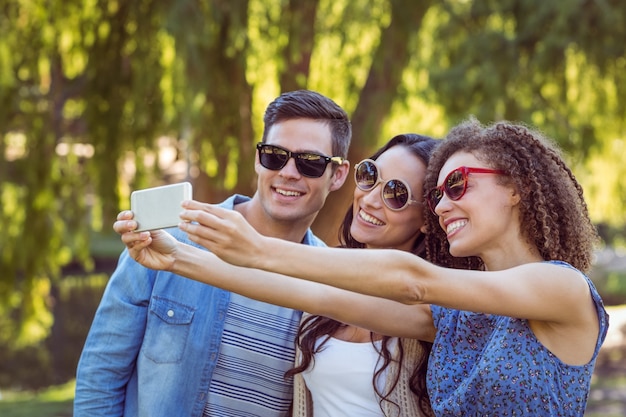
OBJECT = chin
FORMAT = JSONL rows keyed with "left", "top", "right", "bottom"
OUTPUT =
{"left": 448, "top": 245, "right": 469, "bottom": 258}
{"left": 352, "top": 235, "right": 373, "bottom": 245}
{"left": 349, "top": 229, "right": 374, "bottom": 246}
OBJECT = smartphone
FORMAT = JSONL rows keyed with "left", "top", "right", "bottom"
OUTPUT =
{"left": 130, "top": 182, "right": 193, "bottom": 232}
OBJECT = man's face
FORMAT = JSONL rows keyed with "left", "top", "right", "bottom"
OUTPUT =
{"left": 255, "top": 118, "right": 349, "bottom": 226}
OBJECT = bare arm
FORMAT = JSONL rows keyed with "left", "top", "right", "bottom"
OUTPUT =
{"left": 114, "top": 211, "right": 436, "bottom": 341}
{"left": 178, "top": 201, "right": 596, "bottom": 326}
{"left": 177, "top": 201, "right": 601, "bottom": 365}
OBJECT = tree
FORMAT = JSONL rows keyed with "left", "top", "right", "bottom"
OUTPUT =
{"left": 0, "top": 0, "right": 168, "bottom": 344}
{"left": 312, "top": 0, "right": 435, "bottom": 243}
{"left": 2, "top": 0, "right": 626, "bottom": 349}
{"left": 425, "top": 0, "right": 626, "bottom": 235}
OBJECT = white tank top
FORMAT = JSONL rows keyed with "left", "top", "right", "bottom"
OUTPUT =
{"left": 301, "top": 337, "right": 386, "bottom": 417}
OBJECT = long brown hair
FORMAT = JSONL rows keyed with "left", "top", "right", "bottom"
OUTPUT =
{"left": 286, "top": 133, "right": 438, "bottom": 417}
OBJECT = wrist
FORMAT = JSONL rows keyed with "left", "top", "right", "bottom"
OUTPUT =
{"left": 168, "top": 241, "right": 188, "bottom": 274}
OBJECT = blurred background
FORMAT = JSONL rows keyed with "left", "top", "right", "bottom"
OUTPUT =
{"left": 1, "top": 0, "right": 626, "bottom": 415}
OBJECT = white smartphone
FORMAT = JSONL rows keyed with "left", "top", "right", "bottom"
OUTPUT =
{"left": 130, "top": 182, "right": 193, "bottom": 232}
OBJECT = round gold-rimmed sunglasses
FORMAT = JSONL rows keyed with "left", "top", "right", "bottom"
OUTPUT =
{"left": 354, "top": 159, "right": 419, "bottom": 211}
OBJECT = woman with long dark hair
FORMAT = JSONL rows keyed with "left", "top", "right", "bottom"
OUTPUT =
{"left": 289, "top": 134, "right": 437, "bottom": 417}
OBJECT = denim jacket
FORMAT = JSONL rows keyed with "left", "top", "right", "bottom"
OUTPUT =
{"left": 74, "top": 194, "right": 325, "bottom": 416}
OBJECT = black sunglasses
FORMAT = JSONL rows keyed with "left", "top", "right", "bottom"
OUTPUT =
{"left": 354, "top": 159, "right": 419, "bottom": 211}
{"left": 256, "top": 142, "right": 344, "bottom": 178}
{"left": 427, "top": 166, "right": 506, "bottom": 215}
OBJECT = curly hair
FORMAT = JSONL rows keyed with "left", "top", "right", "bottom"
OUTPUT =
{"left": 286, "top": 133, "right": 438, "bottom": 417}
{"left": 423, "top": 117, "right": 599, "bottom": 273}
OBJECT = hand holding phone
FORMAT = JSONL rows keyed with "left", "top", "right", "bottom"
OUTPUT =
{"left": 130, "top": 182, "right": 193, "bottom": 232}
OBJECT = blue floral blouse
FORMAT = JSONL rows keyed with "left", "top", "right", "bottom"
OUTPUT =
{"left": 428, "top": 261, "right": 609, "bottom": 416}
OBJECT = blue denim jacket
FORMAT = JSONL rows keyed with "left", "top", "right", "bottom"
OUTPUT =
{"left": 74, "top": 195, "right": 325, "bottom": 416}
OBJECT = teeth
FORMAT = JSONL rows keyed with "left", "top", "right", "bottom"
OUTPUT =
{"left": 447, "top": 220, "right": 467, "bottom": 234}
{"left": 276, "top": 188, "right": 302, "bottom": 197}
{"left": 359, "top": 210, "right": 384, "bottom": 226}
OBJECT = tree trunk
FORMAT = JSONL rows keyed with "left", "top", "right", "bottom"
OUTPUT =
{"left": 312, "top": 0, "right": 434, "bottom": 244}
{"left": 279, "top": 0, "right": 319, "bottom": 92}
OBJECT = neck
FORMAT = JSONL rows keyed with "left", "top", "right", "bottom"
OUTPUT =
{"left": 481, "top": 244, "right": 544, "bottom": 271}
{"left": 235, "top": 198, "right": 314, "bottom": 243}
{"left": 333, "top": 324, "right": 382, "bottom": 343}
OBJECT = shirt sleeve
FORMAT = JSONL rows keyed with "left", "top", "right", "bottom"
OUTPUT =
{"left": 73, "top": 249, "right": 156, "bottom": 416}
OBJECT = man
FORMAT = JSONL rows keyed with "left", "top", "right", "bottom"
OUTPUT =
{"left": 74, "top": 90, "right": 352, "bottom": 416}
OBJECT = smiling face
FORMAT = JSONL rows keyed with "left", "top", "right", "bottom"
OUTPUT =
{"left": 433, "top": 151, "right": 521, "bottom": 261}
{"left": 255, "top": 118, "right": 348, "bottom": 228}
{"left": 350, "top": 145, "right": 427, "bottom": 251}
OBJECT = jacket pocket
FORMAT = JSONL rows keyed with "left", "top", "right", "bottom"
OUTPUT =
{"left": 142, "top": 296, "right": 195, "bottom": 363}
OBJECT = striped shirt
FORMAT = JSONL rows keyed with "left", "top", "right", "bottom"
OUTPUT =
{"left": 203, "top": 293, "right": 302, "bottom": 416}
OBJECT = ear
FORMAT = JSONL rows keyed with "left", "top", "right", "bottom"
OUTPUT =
{"left": 329, "top": 160, "right": 350, "bottom": 192}
{"left": 254, "top": 151, "right": 262, "bottom": 175}
{"left": 509, "top": 185, "right": 521, "bottom": 206}
{"left": 420, "top": 224, "right": 428, "bottom": 234}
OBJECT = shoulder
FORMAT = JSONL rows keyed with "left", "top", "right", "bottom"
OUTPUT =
{"left": 302, "top": 230, "right": 327, "bottom": 247}
{"left": 510, "top": 261, "right": 588, "bottom": 288}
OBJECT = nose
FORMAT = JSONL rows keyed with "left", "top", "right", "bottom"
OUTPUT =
{"left": 279, "top": 156, "right": 301, "bottom": 179}
{"left": 360, "top": 183, "right": 383, "bottom": 208}
{"left": 433, "top": 193, "right": 452, "bottom": 216}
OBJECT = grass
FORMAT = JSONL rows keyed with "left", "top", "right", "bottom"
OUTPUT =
{"left": 0, "top": 380, "right": 74, "bottom": 417}
{"left": 1, "top": 304, "right": 624, "bottom": 416}
{"left": 0, "top": 375, "right": 624, "bottom": 416}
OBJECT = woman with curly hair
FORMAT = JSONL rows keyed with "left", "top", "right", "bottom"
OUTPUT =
{"left": 121, "top": 118, "right": 609, "bottom": 416}
{"left": 415, "top": 118, "right": 609, "bottom": 415}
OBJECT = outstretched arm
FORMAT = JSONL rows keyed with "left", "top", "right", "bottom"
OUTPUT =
{"left": 114, "top": 211, "right": 436, "bottom": 342}
{"left": 178, "top": 201, "right": 599, "bottom": 326}
{"left": 176, "top": 201, "right": 602, "bottom": 365}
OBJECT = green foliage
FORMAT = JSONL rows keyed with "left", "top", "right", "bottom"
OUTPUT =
{"left": 1, "top": 0, "right": 167, "bottom": 344}
{"left": 423, "top": 0, "right": 626, "bottom": 236}
{"left": 0, "top": 380, "right": 74, "bottom": 417}
{"left": 2, "top": 0, "right": 626, "bottom": 349}
{"left": 427, "top": 1, "right": 626, "bottom": 145}
{"left": 0, "top": 274, "right": 107, "bottom": 390}
{"left": 590, "top": 263, "right": 626, "bottom": 306}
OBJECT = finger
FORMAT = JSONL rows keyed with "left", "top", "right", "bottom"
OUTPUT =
{"left": 182, "top": 200, "right": 231, "bottom": 219}
{"left": 185, "top": 231, "right": 202, "bottom": 246}
{"left": 179, "top": 222, "right": 215, "bottom": 246}
{"left": 128, "top": 237, "right": 152, "bottom": 260}
{"left": 113, "top": 220, "right": 138, "bottom": 234}
{"left": 121, "top": 230, "right": 150, "bottom": 245}
{"left": 127, "top": 235, "right": 152, "bottom": 254}
{"left": 116, "top": 210, "right": 134, "bottom": 221}
{"left": 149, "top": 230, "right": 166, "bottom": 239}
{"left": 180, "top": 209, "right": 220, "bottom": 228}
{"left": 179, "top": 221, "right": 207, "bottom": 238}
{"left": 181, "top": 199, "right": 211, "bottom": 210}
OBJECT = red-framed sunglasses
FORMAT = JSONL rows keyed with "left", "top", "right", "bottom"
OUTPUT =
{"left": 427, "top": 166, "right": 506, "bottom": 215}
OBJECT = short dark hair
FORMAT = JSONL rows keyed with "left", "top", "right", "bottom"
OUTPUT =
{"left": 261, "top": 90, "right": 352, "bottom": 158}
